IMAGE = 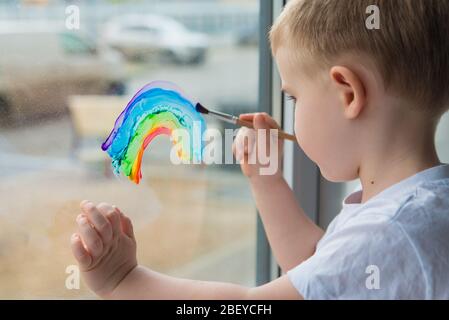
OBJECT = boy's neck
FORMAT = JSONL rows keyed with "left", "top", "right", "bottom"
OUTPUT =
{"left": 358, "top": 117, "right": 441, "bottom": 203}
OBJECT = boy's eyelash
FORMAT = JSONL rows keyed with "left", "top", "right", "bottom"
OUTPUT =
{"left": 285, "top": 95, "right": 297, "bottom": 102}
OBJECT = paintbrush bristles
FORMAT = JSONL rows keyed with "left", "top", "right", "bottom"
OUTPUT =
{"left": 195, "top": 103, "right": 209, "bottom": 115}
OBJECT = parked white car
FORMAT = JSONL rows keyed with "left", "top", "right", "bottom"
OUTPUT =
{"left": 102, "top": 14, "right": 209, "bottom": 64}
{"left": 0, "top": 21, "right": 126, "bottom": 122}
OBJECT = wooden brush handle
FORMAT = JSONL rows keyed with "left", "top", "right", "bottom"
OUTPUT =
{"left": 236, "top": 119, "right": 297, "bottom": 142}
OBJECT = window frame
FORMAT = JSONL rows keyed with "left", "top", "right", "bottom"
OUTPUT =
{"left": 257, "top": 0, "right": 352, "bottom": 283}
{"left": 255, "top": 0, "right": 275, "bottom": 285}
{"left": 257, "top": 0, "right": 342, "bottom": 283}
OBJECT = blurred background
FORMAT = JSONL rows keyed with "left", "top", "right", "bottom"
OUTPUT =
{"left": 0, "top": 0, "right": 259, "bottom": 298}
{"left": 2, "top": 0, "right": 449, "bottom": 300}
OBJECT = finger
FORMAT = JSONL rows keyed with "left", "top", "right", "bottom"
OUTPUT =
{"left": 234, "top": 129, "right": 244, "bottom": 161}
{"left": 241, "top": 112, "right": 279, "bottom": 128}
{"left": 109, "top": 210, "right": 121, "bottom": 239}
{"left": 118, "top": 210, "right": 135, "bottom": 240}
{"left": 233, "top": 139, "right": 245, "bottom": 162}
{"left": 81, "top": 201, "right": 112, "bottom": 242}
{"left": 232, "top": 139, "right": 244, "bottom": 161}
{"left": 249, "top": 113, "right": 280, "bottom": 131}
{"left": 241, "top": 152, "right": 254, "bottom": 175}
{"left": 254, "top": 113, "right": 271, "bottom": 130}
{"left": 254, "top": 113, "right": 282, "bottom": 142}
{"left": 254, "top": 114, "right": 272, "bottom": 152}
{"left": 261, "top": 113, "right": 281, "bottom": 129}
{"left": 77, "top": 214, "right": 103, "bottom": 257}
{"left": 96, "top": 203, "right": 121, "bottom": 239}
{"left": 71, "top": 233, "right": 92, "bottom": 269}
{"left": 235, "top": 128, "right": 255, "bottom": 160}
{"left": 239, "top": 113, "right": 256, "bottom": 121}
{"left": 80, "top": 199, "right": 90, "bottom": 209}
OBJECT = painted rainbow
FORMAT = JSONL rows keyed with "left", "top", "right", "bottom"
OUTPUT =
{"left": 101, "top": 81, "right": 206, "bottom": 184}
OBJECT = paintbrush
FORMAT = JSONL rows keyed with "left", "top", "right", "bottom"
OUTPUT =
{"left": 195, "top": 103, "right": 297, "bottom": 142}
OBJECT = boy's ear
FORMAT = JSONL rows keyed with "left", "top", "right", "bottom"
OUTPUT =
{"left": 329, "top": 66, "right": 366, "bottom": 119}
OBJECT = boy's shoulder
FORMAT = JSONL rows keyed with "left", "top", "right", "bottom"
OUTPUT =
{"left": 392, "top": 175, "right": 449, "bottom": 223}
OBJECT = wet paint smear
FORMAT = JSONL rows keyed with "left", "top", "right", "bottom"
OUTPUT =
{"left": 101, "top": 81, "right": 206, "bottom": 184}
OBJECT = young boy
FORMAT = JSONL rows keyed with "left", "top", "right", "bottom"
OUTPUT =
{"left": 71, "top": 0, "right": 449, "bottom": 299}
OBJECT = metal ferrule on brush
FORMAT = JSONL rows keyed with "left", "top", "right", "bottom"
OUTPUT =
{"left": 205, "top": 109, "right": 238, "bottom": 124}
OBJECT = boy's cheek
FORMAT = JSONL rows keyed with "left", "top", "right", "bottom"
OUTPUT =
{"left": 294, "top": 101, "right": 333, "bottom": 163}
{"left": 294, "top": 103, "right": 319, "bottom": 158}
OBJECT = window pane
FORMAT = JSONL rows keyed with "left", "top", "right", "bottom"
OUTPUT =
{"left": 0, "top": 0, "right": 259, "bottom": 299}
{"left": 60, "top": 32, "right": 94, "bottom": 55}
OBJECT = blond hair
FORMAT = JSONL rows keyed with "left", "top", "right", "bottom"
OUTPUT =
{"left": 270, "top": 0, "right": 449, "bottom": 116}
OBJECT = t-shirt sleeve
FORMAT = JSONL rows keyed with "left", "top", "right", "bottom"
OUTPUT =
{"left": 287, "top": 220, "right": 427, "bottom": 299}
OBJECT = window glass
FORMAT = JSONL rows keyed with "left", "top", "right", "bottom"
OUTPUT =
{"left": 0, "top": 0, "right": 259, "bottom": 299}
{"left": 60, "top": 32, "right": 94, "bottom": 55}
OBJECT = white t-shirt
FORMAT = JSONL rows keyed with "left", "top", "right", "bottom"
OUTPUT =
{"left": 287, "top": 164, "right": 449, "bottom": 299}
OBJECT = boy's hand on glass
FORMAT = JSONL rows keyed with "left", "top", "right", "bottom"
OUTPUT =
{"left": 232, "top": 112, "right": 284, "bottom": 181}
{"left": 70, "top": 201, "right": 137, "bottom": 298}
